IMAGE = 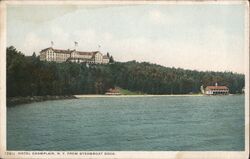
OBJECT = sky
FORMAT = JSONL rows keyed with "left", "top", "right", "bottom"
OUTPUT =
{"left": 7, "top": 3, "right": 247, "bottom": 73}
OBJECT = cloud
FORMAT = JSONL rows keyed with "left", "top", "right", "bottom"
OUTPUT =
{"left": 8, "top": 5, "right": 77, "bottom": 24}
{"left": 19, "top": 23, "right": 244, "bottom": 73}
{"left": 49, "top": 25, "right": 70, "bottom": 48}
{"left": 12, "top": 7, "right": 244, "bottom": 74}
{"left": 148, "top": 10, "right": 166, "bottom": 25}
{"left": 102, "top": 26, "right": 244, "bottom": 73}
{"left": 22, "top": 33, "right": 48, "bottom": 55}
{"left": 147, "top": 9, "right": 183, "bottom": 28}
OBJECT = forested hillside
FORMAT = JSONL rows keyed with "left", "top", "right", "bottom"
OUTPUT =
{"left": 7, "top": 46, "right": 245, "bottom": 97}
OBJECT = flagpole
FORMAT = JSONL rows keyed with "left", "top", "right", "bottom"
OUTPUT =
{"left": 74, "top": 41, "right": 78, "bottom": 51}
{"left": 51, "top": 41, "right": 54, "bottom": 48}
{"left": 98, "top": 45, "right": 101, "bottom": 51}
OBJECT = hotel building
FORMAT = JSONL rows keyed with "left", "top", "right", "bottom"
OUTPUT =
{"left": 40, "top": 47, "right": 110, "bottom": 64}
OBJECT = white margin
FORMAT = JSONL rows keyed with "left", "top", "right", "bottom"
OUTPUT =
{"left": 0, "top": 0, "right": 249, "bottom": 159}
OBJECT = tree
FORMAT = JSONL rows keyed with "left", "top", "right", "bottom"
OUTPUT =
{"left": 109, "top": 56, "right": 114, "bottom": 63}
{"left": 32, "top": 52, "right": 36, "bottom": 57}
{"left": 7, "top": 46, "right": 245, "bottom": 97}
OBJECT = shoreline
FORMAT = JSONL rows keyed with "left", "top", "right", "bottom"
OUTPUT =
{"left": 7, "top": 94, "right": 242, "bottom": 106}
{"left": 74, "top": 94, "right": 205, "bottom": 98}
{"left": 73, "top": 94, "right": 244, "bottom": 98}
{"left": 7, "top": 95, "right": 77, "bottom": 106}
{"left": 74, "top": 94, "right": 242, "bottom": 98}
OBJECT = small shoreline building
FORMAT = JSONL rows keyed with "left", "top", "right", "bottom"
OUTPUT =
{"left": 205, "top": 83, "right": 229, "bottom": 95}
{"left": 40, "top": 47, "right": 110, "bottom": 64}
{"left": 105, "top": 88, "right": 121, "bottom": 95}
{"left": 242, "top": 87, "right": 245, "bottom": 93}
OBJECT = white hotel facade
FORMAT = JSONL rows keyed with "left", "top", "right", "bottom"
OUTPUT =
{"left": 40, "top": 47, "right": 110, "bottom": 64}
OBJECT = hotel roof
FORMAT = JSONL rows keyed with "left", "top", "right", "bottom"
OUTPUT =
{"left": 205, "top": 86, "right": 229, "bottom": 90}
{"left": 40, "top": 48, "right": 101, "bottom": 56}
{"left": 77, "top": 51, "right": 99, "bottom": 56}
{"left": 40, "top": 47, "right": 72, "bottom": 54}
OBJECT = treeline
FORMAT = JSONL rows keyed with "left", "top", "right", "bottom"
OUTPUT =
{"left": 7, "top": 46, "right": 245, "bottom": 97}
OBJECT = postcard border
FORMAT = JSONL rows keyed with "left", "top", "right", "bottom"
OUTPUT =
{"left": 0, "top": 0, "right": 249, "bottom": 159}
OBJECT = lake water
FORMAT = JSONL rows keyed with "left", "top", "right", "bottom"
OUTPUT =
{"left": 7, "top": 95, "right": 245, "bottom": 151}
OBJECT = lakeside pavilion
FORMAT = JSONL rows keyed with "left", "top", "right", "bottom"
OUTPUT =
{"left": 205, "top": 83, "right": 229, "bottom": 95}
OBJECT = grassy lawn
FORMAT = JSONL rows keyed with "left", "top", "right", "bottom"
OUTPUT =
{"left": 117, "top": 87, "right": 145, "bottom": 95}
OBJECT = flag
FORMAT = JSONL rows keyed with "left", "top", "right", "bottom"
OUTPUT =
{"left": 74, "top": 41, "right": 78, "bottom": 46}
{"left": 51, "top": 41, "right": 54, "bottom": 47}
